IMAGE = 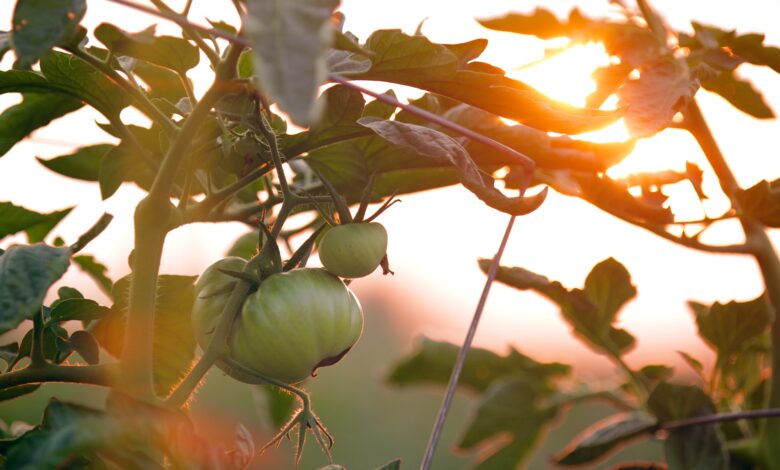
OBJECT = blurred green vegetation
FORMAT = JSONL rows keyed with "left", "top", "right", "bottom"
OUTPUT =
{"left": 0, "top": 296, "right": 661, "bottom": 469}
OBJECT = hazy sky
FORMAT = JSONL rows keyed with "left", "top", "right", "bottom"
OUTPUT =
{"left": 1, "top": 1, "right": 779, "bottom": 376}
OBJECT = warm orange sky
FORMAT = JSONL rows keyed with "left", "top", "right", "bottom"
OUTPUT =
{"left": 1, "top": 1, "right": 779, "bottom": 375}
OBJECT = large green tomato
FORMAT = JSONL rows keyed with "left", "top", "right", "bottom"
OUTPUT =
{"left": 231, "top": 268, "right": 363, "bottom": 384}
{"left": 318, "top": 222, "right": 388, "bottom": 278}
{"left": 192, "top": 256, "right": 247, "bottom": 348}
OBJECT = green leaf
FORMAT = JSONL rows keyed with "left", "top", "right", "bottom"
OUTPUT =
{"left": 351, "top": 29, "right": 619, "bottom": 134}
{"left": 666, "top": 427, "right": 729, "bottom": 470}
{"left": 387, "top": 337, "right": 569, "bottom": 393}
{"left": 703, "top": 71, "right": 774, "bottom": 119}
{"left": 689, "top": 295, "right": 771, "bottom": 359}
{"left": 133, "top": 61, "right": 188, "bottom": 103}
{"left": 97, "top": 274, "right": 197, "bottom": 396}
{"left": 73, "top": 254, "right": 113, "bottom": 295}
{"left": 36, "top": 144, "right": 111, "bottom": 181}
{"left": 555, "top": 413, "right": 657, "bottom": 466}
{"left": 359, "top": 118, "right": 547, "bottom": 215}
{"left": 68, "top": 330, "right": 100, "bottom": 364}
{"left": 481, "top": 258, "right": 637, "bottom": 356}
{"left": 49, "top": 298, "right": 109, "bottom": 323}
{"left": 375, "top": 459, "right": 401, "bottom": 470}
{"left": 456, "top": 377, "right": 559, "bottom": 469}
{"left": 735, "top": 179, "right": 780, "bottom": 227}
{"left": 0, "top": 93, "right": 83, "bottom": 157}
{"left": 94, "top": 23, "right": 199, "bottom": 73}
{"left": 477, "top": 8, "right": 568, "bottom": 39}
{"left": 11, "top": 0, "right": 86, "bottom": 67}
{"left": 647, "top": 382, "right": 715, "bottom": 422}
{"left": 284, "top": 85, "right": 370, "bottom": 156}
{"left": 245, "top": 0, "right": 340, "bottom": 125}
{"left": 583, "top": 258, "right": 637, "bottom": 328}
{"left": 0, "top": 31, "right": 11, "bottom": 62}
{"left": 618, "top": 58, "right": 706, "bottom": 137}
{"left": 39, "top": 51, "right": 131, "bottom": 118}
{"left": 0, "top": 244, "right": 70, "bottom": 333}
{"left": 0, "top": 202, "right": 72, "bottom": 243}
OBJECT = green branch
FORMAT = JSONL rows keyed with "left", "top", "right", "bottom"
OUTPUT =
{"left": 0, "top": 364, "right": 118, "bottom": 389}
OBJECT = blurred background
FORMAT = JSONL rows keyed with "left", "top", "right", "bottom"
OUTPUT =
{"left": 1, "top": 0, "right": 779, "bottom": 468}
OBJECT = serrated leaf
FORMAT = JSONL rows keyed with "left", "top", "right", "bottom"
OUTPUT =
{"left": 735, "top": 179, "right": 780, "bottom": 227}
{"left": 555, "top": 413, "right": 657, "bottom": 465}
{"left": 244, "top": 0, "right": 339, "bottom": 125}
{"left": 39, "top": 51, "right": 131, "bottom": 118}
{"left": 73, "top": 255, "right": 113, "bottom": 295}
{"left": 387, "top": 337, "right": 568, "bottom": 393}
{"left": 666, "top": 427, "right": 728, "bottom": 470}
{"left": 703, "top": 71, "right": 774, "bottom": 119}
{"left": 68, "top": 330, "right": 100, "bottom": 364}
{"left": 94, "top": 274, "right": 197, "bottom": 396}
{"left": 37, "top": 144, "right": 111, "bottom": 181}
{"left": 49, "top": 298, "right": 110, "bottom": 323}
{"left": 457, "top": 377, "right": 559, "bottom": 469}
{"left": 0, "top": 244, "right": 70, "bottom": 333}
{"left": 11, "top": 0, "right": 86, "bottom": 67}
{"left": 482, "top": 258, "right": 637, "bottom": 357}
{"left": 619, "top": 58, "right": 705, "bottom": 137}
{"left": 95, "top": 23, "right": 199, "bottom": 73}
{"left": 0, "top": 93, "right": 83, "bottom": 157}
{"left": 359, "top": 118, "right": 547, "bottom": 215}
{"left": 0, "top": 202, "right": 72, "bottom": 243}
{"left": 689, "top": 295, "right": 770, "bottom": 359}
{"left": 351, "top": 29, "right": 619, "bottom": 134}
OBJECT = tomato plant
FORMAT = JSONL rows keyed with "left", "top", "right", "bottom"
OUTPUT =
{"left": 0, "top": 0, "right": 779, "bottom": 469}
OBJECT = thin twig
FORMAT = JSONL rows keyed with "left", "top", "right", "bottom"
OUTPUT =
{"left": 662, "top": 408, "right": 780, "bottom": 431}
{"left": 420, "top": 215, "right": 517, "bottom": 470}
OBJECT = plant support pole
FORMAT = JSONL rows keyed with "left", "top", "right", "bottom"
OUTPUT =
{"left": 420, "top": 215, "right": 516, "bottom": 470}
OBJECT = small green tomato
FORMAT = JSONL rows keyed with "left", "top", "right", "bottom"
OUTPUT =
{"left": 318, "top": 222, "right": 388, "bottom": 278}
{"left": 230, "top": 268, "right": 363, "bottom": 384}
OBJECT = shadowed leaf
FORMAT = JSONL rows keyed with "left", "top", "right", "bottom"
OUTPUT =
{"left": 11, "top": 0, "right": 86, "bottom": 67}
{"left": 37, "top": 144, "right": 111, "bottom": 181}
{"left": 0, "top": 93, "right": 83, "bottom": 157}
{"left": 0, "top": 202, "right": 72, "bottom": 243}
{"left": 555, "top": 413, "right": 657, "bottom": 466}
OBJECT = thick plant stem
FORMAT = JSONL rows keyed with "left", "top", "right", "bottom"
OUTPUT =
{"left": 683, "top": 101, "right": 780, "bottom": 464}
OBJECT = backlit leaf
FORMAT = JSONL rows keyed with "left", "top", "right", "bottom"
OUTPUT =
{"left": 37, "top": 144, "right": 111, "bottom": 181}
{"left": 555, "top": 413, "right": 657, "bottom": 465}
{"left": 0, "top": 93, "right": 83, "bottom": 157}
{"left": 95, "top": 23, "right": 199, "bottom": 73}
{"left": 387, "top": 337, "right": 569, "bottom": 393}
{"left": 0, "top": 202, "right": 72, "bottom": 243}
{"left": 359, "top": 118, "right": 547, "bottom": 216}
{"left": 0, "top": 244, "right": 71, "bottom": 334}
{"left": 703, "top": 71, "right": 774, "bottom": 119}
{"left": 689, "top": 295, "right": 771, "bottom": 359}
{"left": 244, "top": 0, "right": 339, "bottom": 125}
{"left": 481, "top": 258, "right": 637, "bottom": 356}
{"left": 735, "top": 179, "right": 780, "bottom": 227}
{"left": 73, "top": 255, "right": 113, "bottom": 295}
{"left": 11, "top": 0, "right": 86, "bottom": 67}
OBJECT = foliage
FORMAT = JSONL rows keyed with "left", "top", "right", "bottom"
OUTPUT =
{"left": 0, "top": 0, "right": 778, "bottom": 469}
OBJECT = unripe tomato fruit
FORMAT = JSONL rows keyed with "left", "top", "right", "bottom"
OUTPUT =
{"left": 192, "top": 257, "right": 247, "bottom": 348}
{"left": 318, "top": 222, "right": 388, "bottom": 278}
{"left": 192, "top": 260, "right": 363, "bottom": 384}
{"left": 231, "top": 268, "right": 363, "bottom": 383}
